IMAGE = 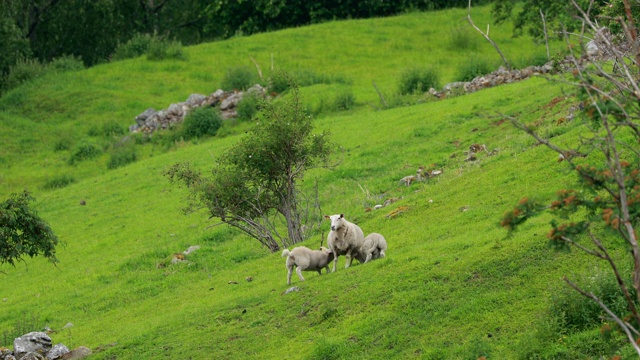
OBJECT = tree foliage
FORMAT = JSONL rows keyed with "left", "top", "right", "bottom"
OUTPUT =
{"left": 166, "top": 75, "right": 335, "bottom": 251}
{"left": 501, "top": 0, "right": 640, "bottom": 354}
{"left": 0, "top": 190, "right": 59, "bottom": 266}
{"left": 491, "top": 0, "right": 640, "bottom": 42}
{"left": 0, "top": 0, "right": 489, "bottom": 83}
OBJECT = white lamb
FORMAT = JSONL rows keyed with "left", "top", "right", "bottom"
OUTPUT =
{"left": 281, "top": 246, "right": 335, "bottom": 285}
{"left": 355, "top": 233, "right": 387, "bottom": 263}
{"left": 324, "top": 214, "right": 365, "bottom": 272}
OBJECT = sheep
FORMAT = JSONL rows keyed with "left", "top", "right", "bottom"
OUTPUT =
{"left": 324, "top": 214, "right": 365, "bottom": 272}
{"left": 281, "top": 246, "right": 335, "bottom": 285}
{"left": 354, "top": 233, "right": 387, "bottom": 263}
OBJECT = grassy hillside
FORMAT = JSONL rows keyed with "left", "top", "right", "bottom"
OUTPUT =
{"left": 1, "top": 5, "right": 633, "bottom": 359}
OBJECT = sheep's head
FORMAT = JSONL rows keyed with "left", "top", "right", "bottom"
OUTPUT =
{"left": 320, "top": 246, "right": 335, "bottom": 261}
{"left": 325, "top": 214, "right": 345, "bottom": 231}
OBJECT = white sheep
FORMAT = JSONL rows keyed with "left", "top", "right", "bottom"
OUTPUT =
{"left": 355, "top": 232, "right": 387, "bottom": 263}
{"left": 281, "top": 246, "right": 335, "bottom": 285}
{"left": 324, "top": 214, "right": 365, "bottom": 272}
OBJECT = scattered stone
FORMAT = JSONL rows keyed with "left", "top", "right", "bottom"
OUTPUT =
{"left": 183, "top": 245, "right": 200, "bottom": 256}
{"left": 228, "top": 281, "right": 238, "bottom": 284}
{"left": 282, "top": 286, "right": 300, "bottom": 295}
{"left": 245, "top": 276, "right": 253, "bottom": 282}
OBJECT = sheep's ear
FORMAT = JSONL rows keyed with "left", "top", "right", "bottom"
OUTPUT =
{"left": 340, "top": 214, "right": 344, "bottom": 219}
{"left": 324, "top": 215, "right": 330, "bottom": 220}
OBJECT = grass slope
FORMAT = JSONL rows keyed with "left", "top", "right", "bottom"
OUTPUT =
{"left": 0, "top": 5, "right": 630, "bottom": 360}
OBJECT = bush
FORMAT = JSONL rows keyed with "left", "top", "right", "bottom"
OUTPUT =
{"left": 448, "top": 26, "right": 479, "bottom": 51}
{"left": 221, "top": 66, "right": 256, "bottom": 91}
{"left": 111, "top": 33, "right": 154, "bottom": 61}
{"left": 236, "top": 93, "right": 260, "bottom": 121}
{"left": 549, "top": 269, "right": 630, "bottom": 332}
{"left": 3, "top": 58, "right": 46, "bottom": 92}
{"left": 333, "top": 88, "right": 356, "bottom": 111}
{"left": 147, "top": 38, "right": 185, "bottom": 61}
{"left": 398, "top": 67, "right": 439, "bottom": 95}
{"left": 268, "top": 70, "right": 291, "bottom": 94}
{"left": 47, "top": 55, "right": 85, "bottom": 72}
{"left": 68, "top": 142, "right": 102, "bottom": 165}
{"left": 455, "top": 57, "right": 492, "bottom": 82}
{"left": 181, "top": 106, "right": 222, "bottom": 139}
{"left": 108, "top": 146, "right": 137, "bottom": 169}
{"left": 43, "top": 174, "right": 76, "bottom": 190}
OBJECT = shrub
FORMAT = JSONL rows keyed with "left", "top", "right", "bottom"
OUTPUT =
{"left": 108, "top": 146, "right": 137, "bottom": 169}
{"left": 53, "top": 137, "right": 73, "bottom": 151}
{"left": 398, "top": 67, "right": 439, "bottom": 95}
{"left": 333, "top": 88, "right": 356, "bottom": 111}
{"left": 43, "top": 174, "right": 76, "bottom": 190}
{"left": 3, "top": 58, "right": 45, "bottom": 92}
{"left": 448, "top": 26, "right": 478, "bottom": 51}
{"left": 549, "top": 269, "right": 630, "bottom": 332}
{"left": 221, "top": 66, "right": 256, "bottom": 91}
{"left": 47, "top": 55, "right": 85, "bottom": 72}
{"left": 111, "top": 33, "right": 154, "bottom": 61}
{"left": 181, "top": 106, "right": 222, "bottom": 139}
{"left": 147, "top": 38, "right": 185, "bottom": 61}
{"left": 236, "top": 93, "right": 260, "bottom": 121}
{"left": 68, "top": 142, "right": 102, "bottom": 165}
{"left": 268, "top": 70, "right": 290, "bottom": 94}
{"left": 455, "top": 57, "right": 492, "bottom": 82}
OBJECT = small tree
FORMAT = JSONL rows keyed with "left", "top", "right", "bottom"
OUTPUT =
{"left": 0, "top": 190, "right": 59, "bottom": 266}
{"left": 166, "top": 74, "right": 335, "bottom": 251}
{"left": 501, "top": 0, "right": 640, "bottom": 354}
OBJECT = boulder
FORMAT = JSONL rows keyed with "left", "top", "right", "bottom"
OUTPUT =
{"left": 13, "top": 332, "right": 51, "bottom": 359}
{"left": 47, "top": 344, "right": 70, "bottom": 360}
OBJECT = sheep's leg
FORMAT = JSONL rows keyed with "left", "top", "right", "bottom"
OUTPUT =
{"left": 344, "top": 254, "right": 352, "bottom": 269}
{"left": 296, "top": 267, "right": 305, "bottom": 281}
{"left": 287, "top": 266, "right": 293, "bottom": 285}
{"left": 365, "top": 252, "right": 373, "bottom": 263}
{"left": 332, "top": 255, "right": 338, "bottom": 273}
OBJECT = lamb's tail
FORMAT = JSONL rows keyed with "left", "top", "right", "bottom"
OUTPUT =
{"left": 281, "top": 249, "right": 291, "bottom": 258}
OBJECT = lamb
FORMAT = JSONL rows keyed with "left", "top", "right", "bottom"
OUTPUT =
{"left": 354, "top": 233, "right": 387, "bottom": 264}
{"left": 281, "top": 246, "right": 335, "bottom": 285}
{"left": 324, "top": 214, "right": 366, "bottom": 272}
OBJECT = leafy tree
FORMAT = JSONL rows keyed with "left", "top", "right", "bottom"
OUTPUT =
{"left": 166, "top": 74, "right": 335, "bottom": 251}
{"left": 501, "top": 1, "right": 640, "bottom": 354}
{"left": 0, "top": 190, "right": 59, "bottom": 266}
{"left": 490, "top": 0, "right": 640, "bottom": 42}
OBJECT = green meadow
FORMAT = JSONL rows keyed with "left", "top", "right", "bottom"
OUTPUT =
{"left": 0, "top": 5, "right": 632, "bottom": 359}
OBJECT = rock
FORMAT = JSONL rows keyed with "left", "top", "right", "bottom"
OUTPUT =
{"left": 183, "top": 245, "right": 200, "bottom": 256}
{"left": 185, "top": 94, "right": 206, "bottom": 107}
{"left": 282, "top": 286, "right": 300, "bottom": 295}
{"left": 47, "top": 344, "right": 70, "bottom": 360}
{"left": 61, "top": 346, "right": 91, "bottom": 360}
{"left": 18, "top": 352, "right": 45, "bottom": 360}
{"left": 220, "top": 93, "right": 240, "bottom": 110}
{"left": 14, "top": 332, "right": 52, "bottom": 359}
{"left": 135, "top": 108, "right": 157, "bottom": 125}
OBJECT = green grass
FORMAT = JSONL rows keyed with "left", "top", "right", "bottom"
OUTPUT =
{"left": 0, "top": 5, "right": 631, "bottom": 359}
